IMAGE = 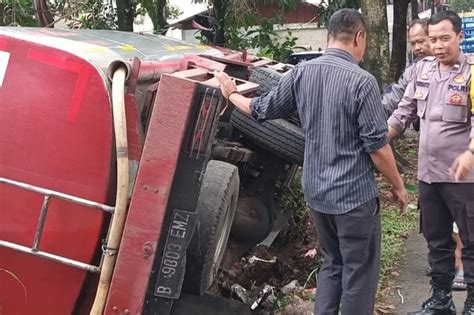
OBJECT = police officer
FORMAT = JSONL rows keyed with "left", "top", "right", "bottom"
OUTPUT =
{"left": 388, "top": 10, "right": 474, "bottom": 315}
{"left": 382, "top": 18, "right": 432, "bottom": 117}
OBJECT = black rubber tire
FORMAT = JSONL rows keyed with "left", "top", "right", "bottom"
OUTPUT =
{"left": 183, "top": 160, "right": 240, "bottom": 295}
{"left": 249, "top": 67, "right": 282, "bottom": 95}
{"left": 230, "top": 67, "right": 305, "bottom": 165}
{"left": 230, "top": 111, "right": 304, "bottom": 165}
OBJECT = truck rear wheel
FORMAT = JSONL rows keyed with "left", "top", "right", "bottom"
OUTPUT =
{"left": 184, "top": 160, "right": 239, "bottom": 295}
{"left": 230, "top": 67, "right": 304, "bottom": 165}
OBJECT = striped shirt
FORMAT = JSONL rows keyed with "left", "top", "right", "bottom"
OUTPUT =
{"left": 250, "top": 48, "right": 388, "bottom": 214}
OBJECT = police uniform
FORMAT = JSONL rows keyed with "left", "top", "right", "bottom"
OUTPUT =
{"left": 389, "top": 53, "right": 474, "bottom": 289}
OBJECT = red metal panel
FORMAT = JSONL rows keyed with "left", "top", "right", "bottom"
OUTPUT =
{"left": 27, "top": 48, "right": 93, "bottom": 122}
{"left": 105, "top": 75, "right": 198, "bottom": 314}
{"left": 0, "top": 37, "right": 112, "bottom": 314}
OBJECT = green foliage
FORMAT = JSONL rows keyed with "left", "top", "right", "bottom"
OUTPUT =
{"left": 379, "top": 206, "right": 418, "bottom": 284}
{"left": 0, "top": 0, "right": 37, "bottom": 26}
{"left": 281, "top": 170, "right": 308, "bottom": 227}
{"left": 451, "top": 0, "right": 474, "bottom": 13}
{"left": 194, "top": 0, "right": 299, "bottom": 62}
{"left": 64, "top": 0, "right": 117, "bottom": 30}
{"left": 274, "top": 294, "right": 293, "bottom": 312}
{"left": 139, "top": 0, "right": 182, "bottom": 31}
{"left": 226, "top": 14, "right": 297, "bottom": 62}
{"left": 1, "top": 0, "right": 181, "bottom": 31}
{"left": 320, "top": 0, "right": 361, "bottom": 26}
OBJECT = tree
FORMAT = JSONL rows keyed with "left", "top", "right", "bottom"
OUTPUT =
{"left": 451, "top": 0, "right": 474, "bottom": 12}
{"left": 361, "top": 0, "right": 390, "bottom": 88}
{"left": 390, "top": 0, "right": 410, "bottom": 81}
{"left": 139, "top": 0, "right": 182, "bottom": 34}
{"left": 191, "top": 0, "right": 303, "bottom": 61}
{"left": 320, "top": 0, "right": 361, "bottom": 25}
{"left": 0, "top": 0, "right": 37, "bottom": 26}
{"left": 116, "top": 0, "right": 135, "bottom": 31}
{"left": 154, "top": 0, "right": 167, "bottom": 33}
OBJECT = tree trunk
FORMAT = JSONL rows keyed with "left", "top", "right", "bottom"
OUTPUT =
{"left": 390, "top": 0, "right": 410, "bottom": 82}
{"left": 154, "top": 0, "right": 168, "bottom": 34}
{"left": 213, "top": 0, "right": 226, "bottom": 46}
{"left": 0, "top": 4, "right": 5, "bottom": 26}
{"left": 361, "top": 0, "right": 390, "bottom": 89}
{"left": 116, "top": 0, "right": 134, "bottom": 31}
{"left": 411, "top": 0, "right": 419, "bottom": 19}
{"left": 33, "top": 0, "right": 54, "bottom": 27}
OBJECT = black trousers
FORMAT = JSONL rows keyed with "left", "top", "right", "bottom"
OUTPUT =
{"left": 312, "top": 198, "right": 381, "bottom": 315}
{"left": 419, "top": 181, "right": 474, "bottom": 284}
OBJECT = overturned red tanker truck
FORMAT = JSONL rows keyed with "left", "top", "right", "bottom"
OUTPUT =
{"left": 0, "top": 27, "right": 304, "bottom": 314}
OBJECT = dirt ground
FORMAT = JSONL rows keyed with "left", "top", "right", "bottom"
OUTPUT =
{"left": 216, "top": 211, "right": 320, "bottom": 314}
{"left": 216, "top": 130, "right": 422, "bottom": 314}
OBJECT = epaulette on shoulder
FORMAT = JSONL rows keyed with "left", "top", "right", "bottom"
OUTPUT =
{"left": 421, "top": 56, "right": 436, "bottom": 62}
{"left": 466, "top": 53, "right": 474, "bottom": 64}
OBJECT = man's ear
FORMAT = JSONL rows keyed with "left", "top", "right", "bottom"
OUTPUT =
{"left": 458, "top": 31, "right": 464, "bottom": 42}
{"left": 354, "top": 31, "right": 365, "bottom": 47}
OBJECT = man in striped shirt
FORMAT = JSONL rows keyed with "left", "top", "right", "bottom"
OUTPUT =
{"left": 215, "top": 9, "right": 408, "bottom": 315}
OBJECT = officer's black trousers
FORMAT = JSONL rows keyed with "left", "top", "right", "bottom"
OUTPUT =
{"left": 312, "top": 198, "right": 381, "bottom": 315}
{"left": 420, "top": 181, "right": 474, "bottom": 284}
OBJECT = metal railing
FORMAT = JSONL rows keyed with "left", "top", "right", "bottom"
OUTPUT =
{"left": 0, "top": 177, "right": 114, "bottom": 273}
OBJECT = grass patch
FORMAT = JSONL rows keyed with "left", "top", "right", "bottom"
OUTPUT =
{"left": 379, "top": 206, "right": 418, "bottom": 284}
{"left": 274, "top": 295, "right": 294, "bottom": 312}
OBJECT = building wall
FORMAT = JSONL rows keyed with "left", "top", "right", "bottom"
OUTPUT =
{"left": 173, "top": 24, "right": 328, "bottom": 51}
{"left": 274, "top": 23, "right": 328, "bottom": 51}
{"left": 169, "top": 4, "right": 395, "bottom": 53}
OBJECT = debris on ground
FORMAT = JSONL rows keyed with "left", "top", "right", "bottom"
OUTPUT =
{"left": 303, "top": 248, "right": 317, "bottom": 258}
{"left": 251, "top": 284, "right": 274, "bottom": 310}
{"left": 281, "top": 280, "right": 302, "bottom": 295}
{"left": 248, "top": 255, "right": 277, "bottom": 264}
{"left": 276, "top": 295, "right": 314, "bottom": 315}
{"left": 231, "top": 283, "right": 249, "bottom": 304}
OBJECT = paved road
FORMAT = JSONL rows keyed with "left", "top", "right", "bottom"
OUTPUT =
{"left": 393, "top": 232, "right": 467, "bottom": 314}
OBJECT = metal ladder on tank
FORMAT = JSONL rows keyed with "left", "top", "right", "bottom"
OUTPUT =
{"left": 0, "top": 177, "right": 114, "bottom": 273}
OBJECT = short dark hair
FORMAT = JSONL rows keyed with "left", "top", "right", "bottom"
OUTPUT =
{"left": 328, "top": 9, "right": 366, "bottom": 43}
{"left": 428, "top": 10, "right": 462, "bottom": 34}
{"left": 408, "top": 19, "right": 428, "bottom": 34}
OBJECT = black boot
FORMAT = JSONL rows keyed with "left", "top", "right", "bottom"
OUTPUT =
{"left": 407, "top": 278, "right": 456, "bottom": 315}
{"left": 462, "top": 284, "right": 474, "bottom": 314}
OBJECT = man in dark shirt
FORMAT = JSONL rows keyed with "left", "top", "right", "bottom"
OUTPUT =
{"left": 215, "top": 9, "right": 408, "bottom": 315}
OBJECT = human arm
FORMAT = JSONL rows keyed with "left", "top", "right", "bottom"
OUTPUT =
{"left": 214, "top": 69, "right": 297, "bottom": 122}
{"left": 214, "top": 71, "right": 252, "bottom": 114}
{"left": 450, "top": 137, "right": 474, "bottom": 182}
{"left": 370, "top": 144, "right": 409, "bottom": 213}
{"left": 387, "top": 71, "right": 419, "bottom": 139}
{"left": 450, "top": 86, "right": 474, "bottom": 181}
{"left": 358, "top": 76, "right": 408, "bottom": 213}
{"left": 382, "top": 63, "right": 415, "bottom": 117}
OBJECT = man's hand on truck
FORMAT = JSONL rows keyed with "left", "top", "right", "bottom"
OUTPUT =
{"left": 214, "top": 70, "right": 252, "bottom": 115}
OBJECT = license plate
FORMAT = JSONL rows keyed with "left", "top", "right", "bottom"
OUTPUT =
{"left": 154, "top": 209, "right": 196, "bottom": 299}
